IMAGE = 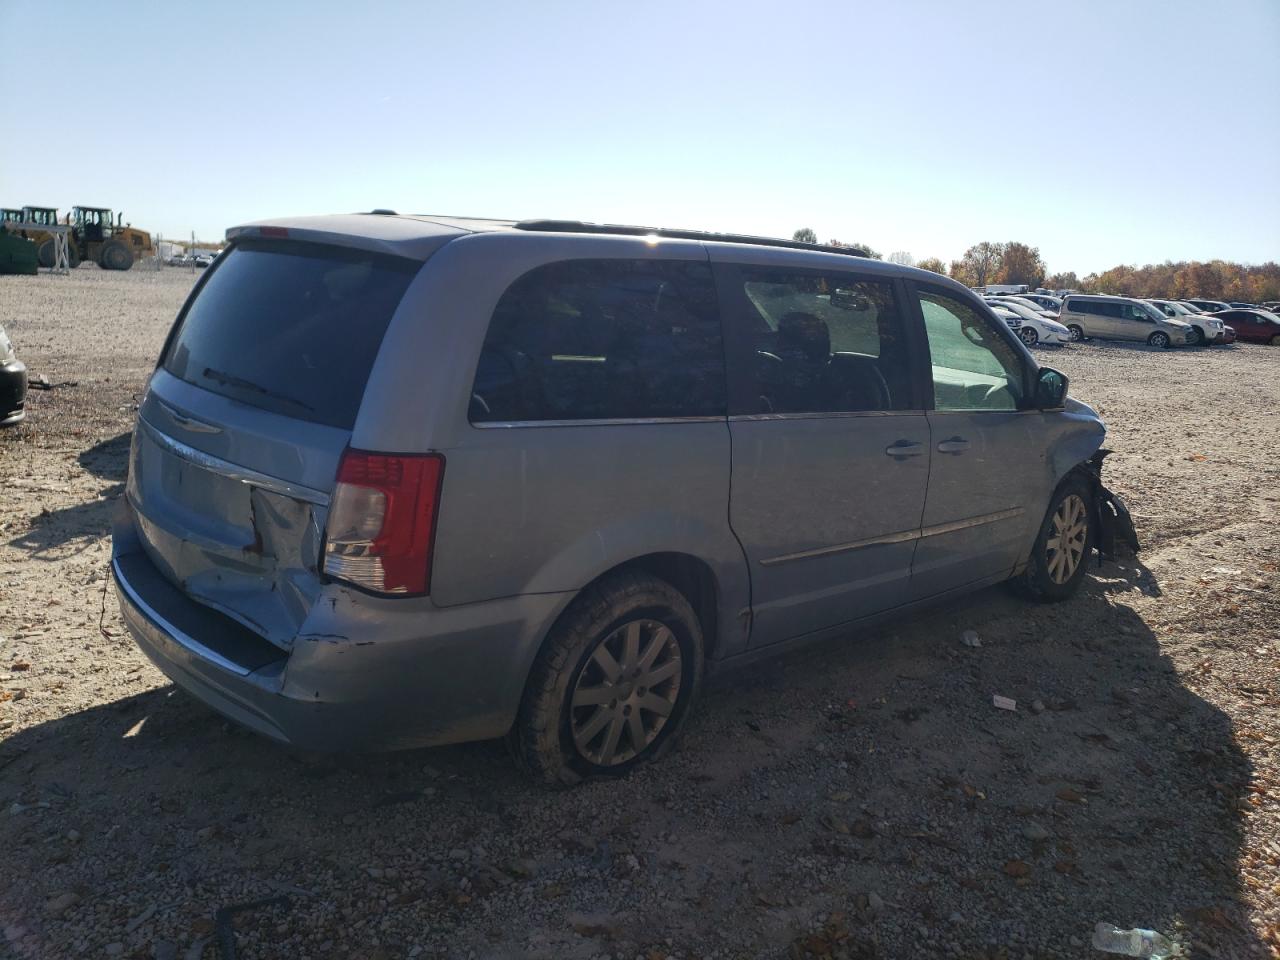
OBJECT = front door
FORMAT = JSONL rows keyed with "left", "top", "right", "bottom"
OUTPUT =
{"left": 713, "top": 255, "right": 931, "bottom": 648}
{"left": 907, "top": 283, "right": 1039, "bottom": 600}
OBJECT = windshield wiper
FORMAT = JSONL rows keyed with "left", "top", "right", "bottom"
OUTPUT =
{"left": 201, "top": 367, "right": 315, "bottom": 413}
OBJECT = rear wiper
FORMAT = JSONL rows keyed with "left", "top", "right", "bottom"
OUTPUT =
{"left": 201, "top": 367, "right": 315, "bottom": 413}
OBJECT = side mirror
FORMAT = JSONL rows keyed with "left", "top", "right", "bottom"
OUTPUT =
{"left": 1035, "top": 367, "right": 1068, "bottom": 408}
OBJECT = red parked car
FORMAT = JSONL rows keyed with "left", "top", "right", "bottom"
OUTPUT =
{"left": 1223, "top": 325, "right": 1237, "bottom": 344}
{"left": 1212, "top": 310, "right": 1280, "bottom": 344}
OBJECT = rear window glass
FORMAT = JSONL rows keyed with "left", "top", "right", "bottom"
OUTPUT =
{"left": 470, "top": 259, "right": 725, "bottom": 423}
{"left": 162, "top": 239, "right": 418, "bottom": 429}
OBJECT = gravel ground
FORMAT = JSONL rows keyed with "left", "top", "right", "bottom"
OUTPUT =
{"left": 1, "top": 267, "right": 1278, "bottom": 960}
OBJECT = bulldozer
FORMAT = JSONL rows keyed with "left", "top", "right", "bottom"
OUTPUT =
{"left": 69, "top": 206, "right": 154, "bottom": 270}
{"left": 16, "top": 206, "right": 81, "bottom": 268}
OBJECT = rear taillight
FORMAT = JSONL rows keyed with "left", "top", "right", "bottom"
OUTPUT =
{"left": 322, "top": 449, "right": 445, "bottom": 596}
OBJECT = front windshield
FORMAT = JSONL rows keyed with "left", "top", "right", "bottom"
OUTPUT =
{"left": 990, "top": 301, "right": 1040, "bottom": 322}
{"left": 1160, "top": 301, "right": 1192, "bottom": 316}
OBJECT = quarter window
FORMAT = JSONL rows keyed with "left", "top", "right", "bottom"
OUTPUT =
{"left": 918, "top": 289, "right": 1026, "bottom": 412}
{"left": 470, "top": 259, "right": 725, "bottom": 423}
{"left": 732, "top": 269, "right": 915, "bottom": 414}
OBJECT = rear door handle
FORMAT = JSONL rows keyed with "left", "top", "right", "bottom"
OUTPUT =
{"left": 937, "top": 437, "right": 970, "bottom": 454}
{"left": 885, "top": 440, "right": 925, "bottom": 459}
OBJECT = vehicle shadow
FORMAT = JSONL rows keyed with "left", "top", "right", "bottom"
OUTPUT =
{"left": 0, "top": 558, "right": 1259, "bottom": 958}
{"left": 5, "top": 432, "right": 128, "bottom": 559}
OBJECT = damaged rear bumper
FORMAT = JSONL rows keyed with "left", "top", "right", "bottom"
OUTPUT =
{"left": 112, "top": 499, "right": 572, "bottom": 752}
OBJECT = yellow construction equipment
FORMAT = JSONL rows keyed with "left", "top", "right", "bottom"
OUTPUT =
{"left": 69, "top": 206, "right": 154, "bottom": 270}
{"left": 19, "top": 207, "right": 82, "bottom": 268}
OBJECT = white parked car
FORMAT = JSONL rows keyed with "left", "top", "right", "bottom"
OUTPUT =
{"left": 1146, "top": 299, "right": 1227, "bottom": 345}
{"left": 985, "top": 298, "right": 1070, "bottom": 346}
{"left": 1012, "top": 293, "right": 1063, "bottom": 315}
{"left": 988, "top": 304, "right": 1023, "bottom": 334}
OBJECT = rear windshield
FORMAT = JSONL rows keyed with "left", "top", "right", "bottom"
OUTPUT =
{"left": 162, "top": 239, "right": 419, "bottom": 429}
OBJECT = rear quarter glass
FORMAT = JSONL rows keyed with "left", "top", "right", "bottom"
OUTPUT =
{"left": 162, "top": 239, "right": 420, "bottom": 430}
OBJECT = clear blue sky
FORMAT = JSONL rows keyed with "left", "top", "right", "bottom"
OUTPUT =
{"left": 2, "top": 0, "right": 1277, "bottom": 275}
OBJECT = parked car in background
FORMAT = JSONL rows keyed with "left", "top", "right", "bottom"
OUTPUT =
{"left": 988, "top": 304, "right": 1024, "bottom": 335}
{"left": 1146, "top": 299, "right": 1226, "bottom": 345}
{"left": 1014, "top": 293, "right": 1063, "bottom": 315}
{"left": 1226, "top": 302, "right": 1257, "bottom": 309}
{"left": 1060, "top": 294, "right": 1193, "bottom": 347}
{"left": 1212, "top": 309, "right": 1280, "bottom": 344}
{"left": 1183, "top": 298, "right": 1230, "bottom": 314}
{"left": 193, "top": 254, "right": 213, "bottom": 268}
{"left": 1, "top": 323, "right": 27, "bottom": 426}
{"left": 1222, "top": 325, "right": 1237, "bottom": 344}
{"left": 994, "top": 294, "right": 1056, "bottom": 317}
{"left": 110, "top": 213, "right": 1137, "bottom": 783}
{"left": 984, "top": 297, "right": 1070, "bottom": 346}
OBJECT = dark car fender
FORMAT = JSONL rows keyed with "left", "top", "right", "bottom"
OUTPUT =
{"left": 1077, "top": 450, "right": 1140, "bottom": 560}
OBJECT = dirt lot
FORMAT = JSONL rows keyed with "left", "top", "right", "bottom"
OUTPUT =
{"left": 1, "top": 267, "right": 1278, "bottom": 960}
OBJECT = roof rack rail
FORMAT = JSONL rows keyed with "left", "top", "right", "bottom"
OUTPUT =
{"left": 513, "top": 220, "right": 869, "bottom": 258}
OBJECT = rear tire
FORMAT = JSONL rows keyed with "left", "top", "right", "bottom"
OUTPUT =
{"left": 1148, "top": 331, "right": 1170, "bottom": 348}
{"left": 37, "top": 239, "right": 54, "bottom": 268}
{"left": 1011, "top": 474, "right": 1095, "bottom": 603}
{"left": 1271, "top": 335, "right": 1280, "bottom": 346}
{"left": 1019, "top": 326, "right": 1039, "bottom": 347}
{"left": 511, "top": 572, "right": 704, "bottom": 787}
{"left": 1066, "top": 324, "right": 1084, "bottom": 342}
{"left": 100, "top": 240, "right": 133, "bottom": 271}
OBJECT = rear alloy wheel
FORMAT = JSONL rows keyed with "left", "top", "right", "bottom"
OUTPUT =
{"left": 1067, "top": 324, "right": 1084, "bottom": 342}
{"left": 1012, "top": 474, "right": 1095, "bottom": 603}
{"left": 100, "top": 240, "right": 133, "bottom": 271}
{"left": 512, "top": 572, "right": 704, "bottom": 786}
{"left": 1019, "top": 326, "right": 1039, "bottom": 347}
{"left": 1147, "top": 331, "right": 1170, "bottom": 348}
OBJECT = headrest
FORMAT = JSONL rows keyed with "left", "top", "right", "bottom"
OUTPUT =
{"left": 777, "top": 312, "right": 831, "bottom": 361}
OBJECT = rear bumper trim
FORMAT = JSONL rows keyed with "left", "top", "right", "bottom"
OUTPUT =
{"left": 112, "top": 556, "right": 252, "bottom": 676}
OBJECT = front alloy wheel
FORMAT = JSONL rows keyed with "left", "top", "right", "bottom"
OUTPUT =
{"left": 1148, "top": 331, "right": 1170, "bottom": 348}
{"left": 1045, "top": 494, "right": 1088, "bottom": 585}
{"left": 1012, "top": 475, "right": 1095, "bottom": 603}
{"left": 1067, "top": 324, "right": 1084, "bottom": 342}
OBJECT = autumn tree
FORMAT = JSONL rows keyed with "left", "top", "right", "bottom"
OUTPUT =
{"left": 955, "top": 242, "right": 1005, "bottom": 287}
{"left": 792, "top": 227, "right": 817, "bottom": 244}
{"left": 997, "top": 242, "right": 1046, "bottom": 288}
{"left": 887, "top": 251, "right": 915, "bottom": 266}
{"left": 1045, "top": 271, "right": 1080, "bottom": 291}
{"left": 915, "top": 257, "right": 947, "bottom": 274}
{"left": 828, "top": 239, "right": 883, "bottom": 259}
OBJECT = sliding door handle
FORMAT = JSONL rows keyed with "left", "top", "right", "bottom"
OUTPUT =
{"left": 885, "top": 440, "right": 925, "bottom": 459}
{"left": 937, "top": 437, "right": 970, "bottom": 454}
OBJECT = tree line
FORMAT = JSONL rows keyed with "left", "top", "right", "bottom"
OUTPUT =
{"left": 791, "top": 228, "right": 1280, "bottom": 301}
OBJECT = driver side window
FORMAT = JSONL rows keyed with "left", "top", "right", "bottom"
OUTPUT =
{"left": 918, "top": 289, "right": 1025, "bottom": 412}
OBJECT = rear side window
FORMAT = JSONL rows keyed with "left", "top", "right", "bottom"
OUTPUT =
{"left": 163, "top": 239, "right": 418, "bottom": 429}
{"left": 733, "top": 269, "right": 915, "bottom": 414}
{"left": 470, "top": 259, "right": 724, "bottom": 422}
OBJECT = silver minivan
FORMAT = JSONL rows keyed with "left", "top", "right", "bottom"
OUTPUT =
{"left": 1060, "top": 294, "right": 1193, "bottom": 347}
{"left": 112, "top": 215, "right": 1137, "bottom": 785}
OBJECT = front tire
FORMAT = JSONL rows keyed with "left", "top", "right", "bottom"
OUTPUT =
{"left": 512, "top": 572, "right": 704, "bottom": 787}
{"left": 1188, "top": 326, "right": 1205, "bottom": 345}
{"left": 1148, "top": 331, "right": 1170, "bottom": 348}
{"left": 1019, "top": 326, "right": 1039, "bottom": 347}
{"left": 1012, "top": 475, "right": 1095, "bottom": 603}
{"left": 100, "top": 240, "right": 133, "bottom": 271}
{"left": 1066, "top": 324, "right": 1084, "bottom": 342}
{"left": 37, "top": 239, "right": 54, "bottom": 268}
